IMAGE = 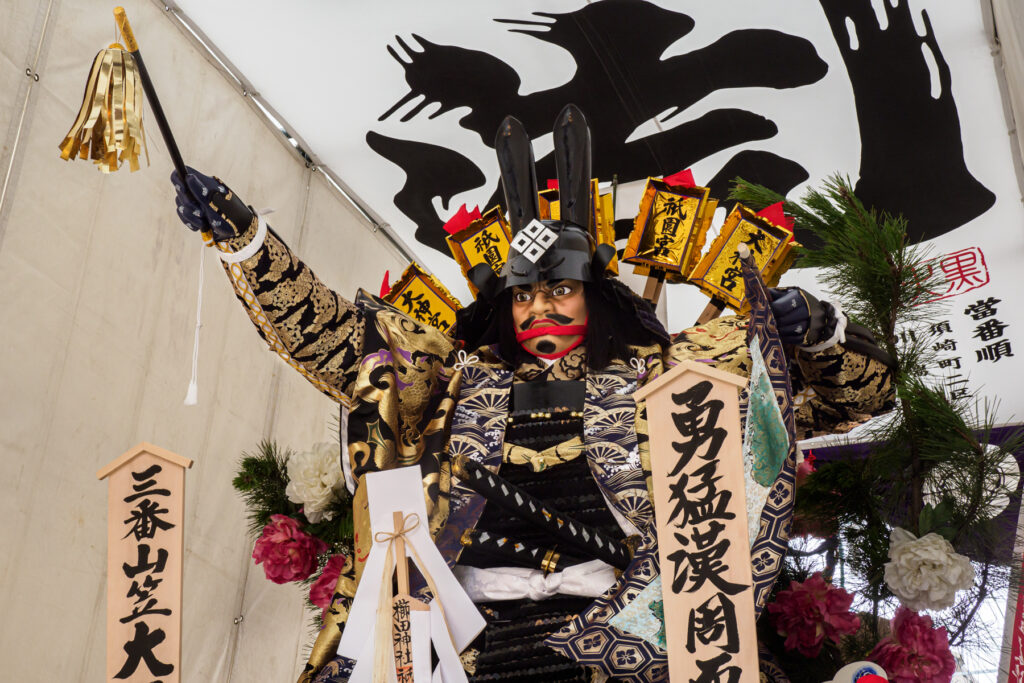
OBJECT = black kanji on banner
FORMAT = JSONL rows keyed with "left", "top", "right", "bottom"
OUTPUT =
{"left": 368, "top": 0, "right": 992, "bottom": 256}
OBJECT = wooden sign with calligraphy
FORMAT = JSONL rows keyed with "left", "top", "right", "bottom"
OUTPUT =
{"left": 688, "top": 204, "right": 798, "bottom": 312}
{"left": 383, "top": 262, "right": 462, "bottom": 335}
{"left": 389, "top": 511, "right": 430, "bottom": 682}
{"left": 97, "top": 442, "right": 192, "bottom": 683}
{"left": 446, "top": 206, "right": 513, "bottom": 296}
{"left": 634, "top": 362, "right": 758, "bottom": 683}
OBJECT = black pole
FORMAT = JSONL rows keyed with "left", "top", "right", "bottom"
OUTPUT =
{"left": 115, "top": 7, "right": 196, "bottom": 202}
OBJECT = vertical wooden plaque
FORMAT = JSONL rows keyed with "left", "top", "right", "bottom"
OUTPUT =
{"left": 634, "top": 361, "right": 758, "bottom": 682}
{"left": 97, "top": 442, "right": 192, "bottom": 683}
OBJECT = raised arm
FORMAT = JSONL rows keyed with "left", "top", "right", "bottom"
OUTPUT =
{"left": 171, "top": 168, "right": 365, "bottom": 402}
{"left": 770, "top": 287, "right": 896, "bottom": 438}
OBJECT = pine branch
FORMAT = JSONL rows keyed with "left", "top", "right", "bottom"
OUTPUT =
{"left": 232, "top": 440, "right": 299, "bottom": 536}
{"left": 734, "top": 174, "right": 1022, "bottom": 661}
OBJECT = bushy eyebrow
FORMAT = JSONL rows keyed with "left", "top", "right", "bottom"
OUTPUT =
{"left": 511, "top": 279, "right": 575, "bottom": 295}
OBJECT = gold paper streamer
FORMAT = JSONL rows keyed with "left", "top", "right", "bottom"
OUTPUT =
{"left": 58, "top": 46, "right": 149, "bottom": 173}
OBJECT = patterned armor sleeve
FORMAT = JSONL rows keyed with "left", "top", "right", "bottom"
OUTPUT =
{"left": 217, "top": 215, "right": 366, "bottom": 403}
{"left": 666, "top": 315, "right": 895, "bottom": 439}
{"left": 790, "top": 340, "right": 895, "bottom": 440}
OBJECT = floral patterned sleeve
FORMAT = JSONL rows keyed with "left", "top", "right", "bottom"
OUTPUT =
{"left": 216, "top": 215, "right": 365, "bottom": 403}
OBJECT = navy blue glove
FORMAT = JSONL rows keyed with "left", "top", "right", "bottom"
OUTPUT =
{"left": 171, "top": 167, "right": 254, "bottom": 242}
{"left": 769, "top": 288, "right": 831, "bottom": 346}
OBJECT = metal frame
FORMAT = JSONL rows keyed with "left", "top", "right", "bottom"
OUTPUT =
{"left": 149, "top": 1, "right": 418, "bottom": 264}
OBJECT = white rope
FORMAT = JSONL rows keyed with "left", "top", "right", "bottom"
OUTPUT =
{"left": 184, "top": 241, "right": 205, "bottom": 405}
{"left": 219, "top": 214, "right": 267, "bottom": 264}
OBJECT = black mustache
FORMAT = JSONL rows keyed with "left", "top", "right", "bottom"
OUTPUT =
{"left": 519, "top": 312, "right": 575, "bottom": 331}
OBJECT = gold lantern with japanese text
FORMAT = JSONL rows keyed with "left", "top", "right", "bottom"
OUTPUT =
{"left": 539, "top": 179, "right": 618, "bottom": 275}
{"left": 383, "top": 263, "right": 462, "bottom": 335}
{"left": 622, "top": 178, "right": 716, "bottom": 279}
{"left": 446, "top": 206, "right": 514, "bottom": 296}
{"left": 688, "top": 204, "right": 799, "bottom": 311}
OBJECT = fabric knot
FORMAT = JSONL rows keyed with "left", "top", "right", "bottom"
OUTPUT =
{"left": 453, "top": 349, "right": 480, "bottom": 371}
{"left": 629, "top": 356, "right": 648, "bottom": 379}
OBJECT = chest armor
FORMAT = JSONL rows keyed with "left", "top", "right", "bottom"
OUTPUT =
{"left": 433, "top": 358, "right": 653, "bottom": 569}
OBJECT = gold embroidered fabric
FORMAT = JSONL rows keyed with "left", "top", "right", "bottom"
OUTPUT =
{"left": 212, "top": 221, "right": 895, "bottom": 682}
{"left": 662, "top": 315, "right": 894, "bottom": 438}
{"left": 503, "top": 435, "right": 586, "bottom": 472}
{"left": 514, "top": 346, "right": 587, "bottom": 381}
{"left": 220, "top": 220, "right": 366, "bottom": 402}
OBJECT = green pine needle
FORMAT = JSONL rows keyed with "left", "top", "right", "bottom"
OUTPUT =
{"left": 731, "top": 174, "right": 1023, "bottom": 658}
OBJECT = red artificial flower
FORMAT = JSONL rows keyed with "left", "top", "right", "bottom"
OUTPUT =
{"left": 310, "top": 554, "right": 348, "bottom": 613}
{"left": 767, "top": 572, "right": 861, "bottom": 658}
{"left": 251, "top": 514, "right": 327, "bottom": 584}
{"left": 869, "top": 607, "right": 956, "bottom": 683}
{"left": 796, "top": 452, "right": 817, "bottom": 487}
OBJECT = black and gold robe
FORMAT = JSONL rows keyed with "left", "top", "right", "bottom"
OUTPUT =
{"left": 215, "top": 217, "right": 893, "bottom": 682}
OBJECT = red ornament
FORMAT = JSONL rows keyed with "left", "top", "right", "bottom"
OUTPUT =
{"left": 662, "top": 168, "right": 696, "bottom": 188}
{"left": 443, "top": 204, "right": 482, "bottom": 235}
{"left": 379, "top": 270, "right": 391, "bottom": 298}
{"left": 757, "top": 201, "right": 795, "bottom": 232}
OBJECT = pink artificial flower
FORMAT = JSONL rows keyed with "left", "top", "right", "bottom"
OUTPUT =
{"left": 869, "top": 607, "right": 956, "bottom": 683}
{"left": 252, "top": 514, "right": 327, "bottom": 584}
{"left": 767, "top": 572, "right": 861, "bottom": 658}
{"left": 310, "top": 554, "right": 348, "bottom": 611}
{"left": 796, "top": 452, "right": 817, "bottom": 487}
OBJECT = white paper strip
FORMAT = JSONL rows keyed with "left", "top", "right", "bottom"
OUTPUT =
{"left": 339, "top": 466, "right": 484, "bottom": 682}
{"left": 411, "top": 609, "right": 432, "bottom": 683}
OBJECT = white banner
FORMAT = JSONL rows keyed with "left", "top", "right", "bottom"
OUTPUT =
{"left": 174, "top": 0, "right": 1024, "bottom": 421}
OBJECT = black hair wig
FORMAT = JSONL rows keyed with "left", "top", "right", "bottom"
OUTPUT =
{"left": 482, "top": 279, "right": 668, "bottom": 371}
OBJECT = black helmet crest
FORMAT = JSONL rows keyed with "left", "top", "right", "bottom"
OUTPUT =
{"left": 497, "top": 104, "right": 609, "bottom": 288}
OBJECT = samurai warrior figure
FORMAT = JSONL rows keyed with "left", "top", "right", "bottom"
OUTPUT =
{"left": 172, "top": 105, "right": 894, "bottom": 682}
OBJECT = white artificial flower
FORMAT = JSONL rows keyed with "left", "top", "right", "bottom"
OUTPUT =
{"left": 883, "top": 527, "right": 975, "bottom": 611}
{"left": 285, "top": 442, "right": 345, "bottom": 523}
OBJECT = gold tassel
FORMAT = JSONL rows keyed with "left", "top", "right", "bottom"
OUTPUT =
{"left": 58, "top": 44, "right": 148, "bottom": 173}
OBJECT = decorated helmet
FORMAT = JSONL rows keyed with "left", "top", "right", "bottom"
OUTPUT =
{"left": 496, "top": 104, "right": 614, "bottom": 289}
{"left": 455, "top": 104, "right": 668, "bottom": 353}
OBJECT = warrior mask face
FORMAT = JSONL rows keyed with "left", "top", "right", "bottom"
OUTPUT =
{"left": 511, "top": 279, "right": 588, "bottom": 359}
